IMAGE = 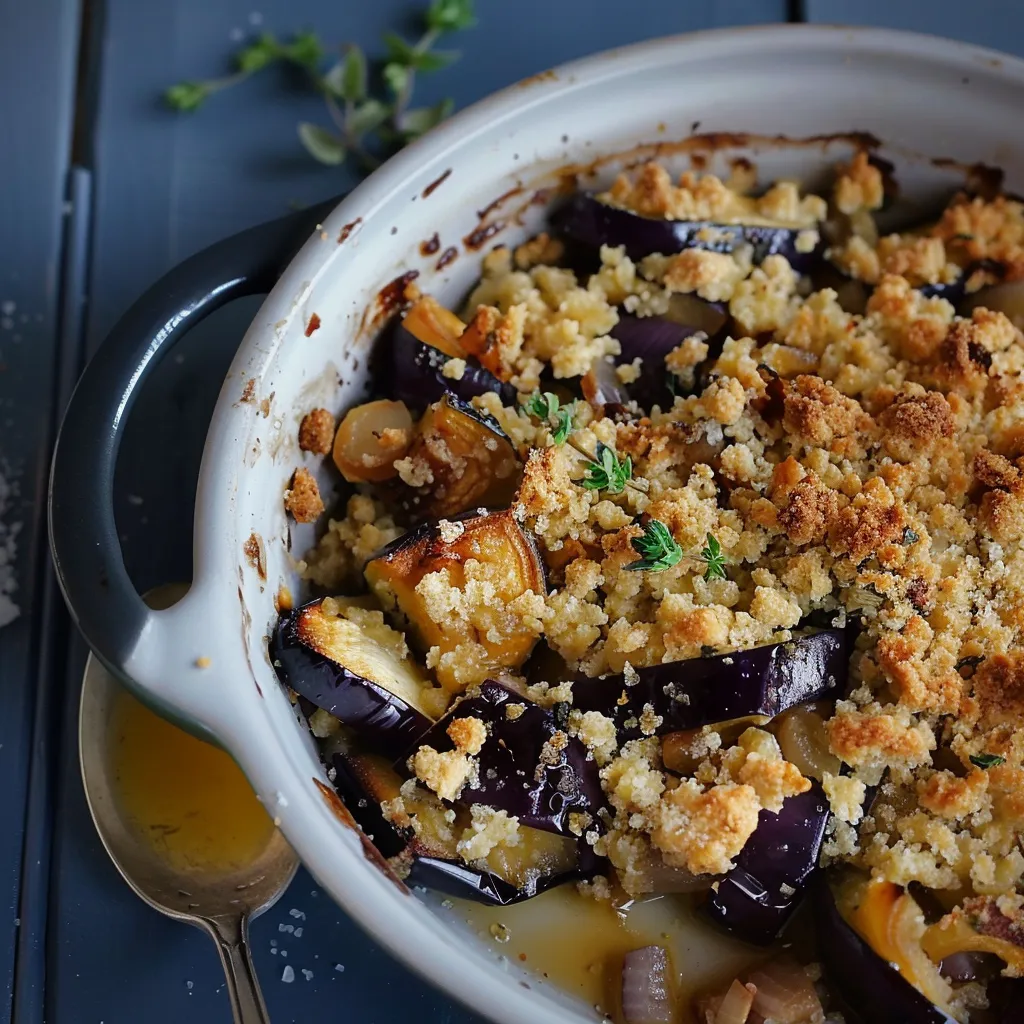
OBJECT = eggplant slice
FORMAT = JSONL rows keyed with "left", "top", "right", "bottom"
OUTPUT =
{"left": 398, "top": 393, "right": 521, "bottom": 521}
{"left": 365, "top": 510, "right": 546, "bottom": 692}
{"left": 572, "top": 628, "right": 847, "bottom": 740}
{"left": 816, "top": 873, "right": 958, "bottom": 1024}
{"left": 272, "top": 598, "right": 442, "bottom": 757}
{"left": 703, "top": 782, "right": 830, "bottom": 945}
{"left": 552, "top": 192, "right": 825, "bottom": 270}
{"left": 388, "top": 297, "right": 517, "bottom": 410}
{"left": 332, "top": 750, "right": 584, "bottom": 905}
{"left": 403, "top": 679, "right": 606, "bottom": 837}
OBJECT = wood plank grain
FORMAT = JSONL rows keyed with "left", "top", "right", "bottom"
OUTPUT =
{"left": 0, "top": 0, "right": 81, "bottom": 1020}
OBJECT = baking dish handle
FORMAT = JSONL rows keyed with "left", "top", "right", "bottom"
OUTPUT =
{"left": 49, "top": 195, "right": 341, "bottom": 720}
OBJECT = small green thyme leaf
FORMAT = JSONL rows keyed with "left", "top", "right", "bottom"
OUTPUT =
{"left": 282, "top": 30, "right": 325, "bottom": 70}
{"left": 164, "top": 81, "right": 212, "bottom": 112}
{"left": 236, "top": 32, "right": 282, "bottom": 73}
{"left": 399, "top": 98, "right": 455, "bottom": 139}
{"left": 970, "top": 753, "right": 1006, "bottom": 769}
{"left": 383, "top": 61, "right": 411, "bottom": 97}
{"left": 582, "top": 443, "right": 632, "bottom": 495}
{"left": 699, "top": 532, "right": 728, "bottom": 582}
{"left": 626, "top": 519, "right": 683, "bottom": 573}
{"left": 522, "top": 391, "right": 575, "bottom": 445}
{"left": 427, "top": 0, "right": 477, "bottom": 31}
{"left": 347, "top": 98, "right": 391, "bottom": 140}
{"left": 297, "top": 122, "right": 346, "bottom": 165}
{"left": 666, "top": 373, "right": 679, "bottom": 398}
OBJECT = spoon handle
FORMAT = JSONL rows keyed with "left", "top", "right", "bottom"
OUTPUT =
{"left": 206, "top": 915, "right": 271, "bottom": 1024}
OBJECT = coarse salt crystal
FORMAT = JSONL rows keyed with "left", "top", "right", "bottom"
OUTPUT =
{"left": 281, "top": 966, "right": 295, "bottom": 983}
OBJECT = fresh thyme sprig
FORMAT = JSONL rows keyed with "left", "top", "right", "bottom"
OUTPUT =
{"left": 582, "top": 442, "right": 632, "bottom": 495}
{"left": 699, "top": 532, "right": 728, "bottom": 582}
{"left": 626, "top": 519, "right": 683, "bottom": 573}
{"left": 522, "top": 391, "right": 575, "bottom": 445}
{"left": 970, "top": 752, "right": 1006, "bottom": 769}
{"left": 165, "top": 0, "right": 476, "bottom": 171}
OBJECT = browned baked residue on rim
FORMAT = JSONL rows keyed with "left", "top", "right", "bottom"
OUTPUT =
{"left": 464, "top": 220, "right": 505, "bottom": 251}
{"left": 422, "top": 168, "right": 451, "bottom": 198}
{"left": 305, "top": 313, "right": 322, "bottom": 337}
{"left": 420, "top": 232, "right": 441, "bottom": 256}
{"left": 240, "top": 378, "right": 257, "bottom": 404}
{"left": 337, "top": 217, "right": 362, "bottom": 244}
{"left": 435, "top": 246, "right": 458, "bottom": 271}
{"left": 516, "top": 68, "right": 557, "bottom": 88}
{"left": 558, "top": 129, "right": 884, "bottom": 186}
{"left": 358, "top": 269, "right": 421, "bottom": 338}
{"left": 932, "top": 158, "right": 1005, "bottom": 199}
{"left": 243, "top": 532, "right": 267, "bottom": 580}
{"left": 259, "top": 391, "right": 274, "bottom": 418}
{"left": 477, "top": 186, "right": 525, "bottom": 222}
{"left": 313, "top": 779, "right": 409, "bottom": 893}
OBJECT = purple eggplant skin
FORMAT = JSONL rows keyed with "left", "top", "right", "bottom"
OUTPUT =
{"left": 703, "top": 783, "right": 829, "bottom": 945}
{"left": 572, "top": 629, "right": 847, "bottom": 740}
{"left": 330, "top": 752, "right": 591, "bottom": 907}
{"left": 387, "top": 322, "right": 517, "bottom": 410}
{"left": 402, "top": 680, "right": 606, "bottom": 837}
{"left": 611, "top": 313, "right": 704, "bottom": 410}
{"left": 551, "top": 193, "right": 825, "bottom": 271}
{"left": 271, "top": 601, "right": 434, "bottom": 759}
{"left": 814, "top": 875, "right": 957, "bottom": 1024}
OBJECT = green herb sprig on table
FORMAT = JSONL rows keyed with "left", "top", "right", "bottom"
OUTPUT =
{"left": 165, "top": 0, "right": 476, "bottom": 171}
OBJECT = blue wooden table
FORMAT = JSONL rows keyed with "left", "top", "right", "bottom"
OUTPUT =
{"left": 1, "top": 1, "right": 1021, "bottom": 1021}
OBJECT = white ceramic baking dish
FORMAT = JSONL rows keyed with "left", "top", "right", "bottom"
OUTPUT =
{"left": 50, "top": 24, "right": 1024, "bottom": 1023}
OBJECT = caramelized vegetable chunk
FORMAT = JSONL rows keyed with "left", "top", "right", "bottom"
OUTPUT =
{"left": 365, "top": 510, "right": 545, "bottom": 691}
{"left": 395, "top": 393, "right": 520, "bottom": 520}
{"left": 332, "top": 399, "right": 414, "bottom": 483}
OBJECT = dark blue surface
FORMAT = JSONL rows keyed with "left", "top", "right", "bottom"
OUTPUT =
{"left": 10, "top": 1, "right": 1024, "bottom": 1023}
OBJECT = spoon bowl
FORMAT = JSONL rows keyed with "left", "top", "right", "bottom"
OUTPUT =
{"left": 79, "top": 586, "right": 299, "bottom": 1022}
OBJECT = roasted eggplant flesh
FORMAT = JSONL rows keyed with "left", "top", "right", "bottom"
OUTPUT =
{"left": 272, "top": 598, "right": 441, "bottom": 757}
{"left": 704, "top": 783, "right": 829, "bottom": 946}
{"left": 572, "top": 628, "right": 846, "bottom": 739}
{"left": 389, "top": 297, "right": 517, "bottom": 409}
{"left": 406, "top": 679, "right": 605, "bottom": 837}
{"left": 551, "top": 192, "right": 824, "bottom": 270}
{"left": 331, "top": 751, "right": 581, "bottom": 906}
{"left": 816, "top": 874, "right": 959, "bottom": 1024}
{"left": 365, "top": 510, "right": 546, "bottom": 692}
{"left": 399, "top": 393, "right": 521, "bottom": 521}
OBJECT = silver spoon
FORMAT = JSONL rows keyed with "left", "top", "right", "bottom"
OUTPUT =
{"left": 79, "top": 585, "right": 299, "bottom": 1023}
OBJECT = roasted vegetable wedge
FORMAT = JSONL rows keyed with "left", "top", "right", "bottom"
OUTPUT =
{"left": 332, "top": 751, "right": 582, "bottom": 905}
{"left": 389, "top": 296, "right": 517, "bottom": 409}
{"left": 271, "top": 598, "right": 445, "bottom": 757}
{"left": 703, "top": 783, "right": 830, "bottom": 945}
{"left": 817, "top": 873, "right": 958, "bottom": 1024}
{"left": 398, "top": 394, "right": 521, "bottom": 521}
{"left": 572, "top": 629, "right": 847, "bottom": 739}
{"left": 365, "top": 510, "right": 545, "bottom": 691}
{"left": 552, "top": 192, "right": 825, "bottom": 270}
{"left": 332, "top": 398, "right": 414, "bottom": 483}
{"left": 405, "top": 680, "right": 606, "bottom": 837}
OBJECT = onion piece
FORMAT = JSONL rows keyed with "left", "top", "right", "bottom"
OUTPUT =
{"left": 713, "top": 979, "right": 755, "bottom": 1024}
{"left": 746, "top": 959, "right": 824, "bottom": 1024}
{"left": 621, "top": 946, "right": 675, "bottom": 1024}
